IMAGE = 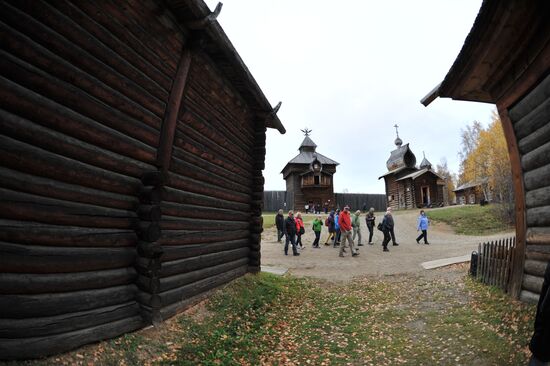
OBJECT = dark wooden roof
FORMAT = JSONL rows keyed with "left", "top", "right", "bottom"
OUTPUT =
{"left": 166, "top": 0, "right": 285, "bottom": 133}
{"left": 386, "top": 143, "right": 416, "bottom": 171}
{"left": 421, "top": 0, "right": 550, "bottom": 107}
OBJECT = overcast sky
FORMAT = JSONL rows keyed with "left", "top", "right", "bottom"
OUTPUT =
{"left": 204, "top": 0, "right": 495, "bottom": 193}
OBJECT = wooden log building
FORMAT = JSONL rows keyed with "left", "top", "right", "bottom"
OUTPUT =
{"left": 0, "top": 0, "right": 285, "bottom": 359}
{"left": 454, "top": 179, "right": 488, "bottom": 205}
{"left": 281, "top": 132, "right": 339, "bottom": 212}
{"left": 422, "top": 0, "right": 550, "bottom": 302}
{"left": 379, "top": 132, "right": 445, "bottom": 210}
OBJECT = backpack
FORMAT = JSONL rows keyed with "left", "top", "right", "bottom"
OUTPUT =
{"left": 325, "top": 218, "right": 329, "bottom": 226}
{"left": 377, "top": 222, "right": 384, "bottom": 231}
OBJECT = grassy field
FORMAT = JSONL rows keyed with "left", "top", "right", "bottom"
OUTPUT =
{"left": 426, "top": 204, "right": 513, "bottom": 235}
{"left": 18, "top": 267, "right": 535, "bottom": 365}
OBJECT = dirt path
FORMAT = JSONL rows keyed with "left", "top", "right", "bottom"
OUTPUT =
{"left": 261, "top": 210, "right": 514, "bottom": 281}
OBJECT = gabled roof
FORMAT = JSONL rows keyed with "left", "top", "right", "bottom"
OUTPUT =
{"left": 454, "top": 178, "right": 488, "bottom": 192}
{"left": 299, "top": 136, "right": 317, "bottom": 149}
{"left": 286, "top": 151, "right": 339, "bottom": 166}
{"left": 396, "top": 168, "right": 444, "bottom": 182}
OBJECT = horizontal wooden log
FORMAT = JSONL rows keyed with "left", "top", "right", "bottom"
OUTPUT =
{"left": 249, "top": 251, "right": 260, "bottom": 261}
{"left": 0, "top": 19, "right": 162, "bottom": 131}
{"left": 0, "top": 284, "right": 137, "bottom": 318}
{"left": 138, "top": 205, "right": 161, "bottom": 221}
{"left": 159, "top": 257, "right": 249, "bottom": 294}
{"left": 526, "top": 206, "right": 550, "bottom": 227}
{"left": 0, "top": 166, "right": 137, "bottom": 211}
{"left": 137, "top": 221, "right": 161, "bottom": 242}
{"left": 80, "top": 0, "right": 181, "bottom": 70}
{"left": 166, "top": 172, "right": 251, "bottom": 204}
{"left": 157, "top": 247, "right": 250, "bottom": 279}
{"left": 526, "top": 186, "right": 550, "bottom": 209}
{"left": 250, "top": 225, "right": 263, "bottom": 234}
{"left": 160, "top": 216, "right": 249, "bottom": 231}
{"left": 169, "top": 155, "right": 252, "bottom": 195}
{"left": 162, "top": 187, "right": 250, "bottom": 212}
{"left": 0, "top": 4, "right": 167, "bottom": 117}
{"left": 137, "top": 241, "right": 163, "bottom": 258}
{"left": 0, "top": 267, "right": 136, "bottom": 294}
{"left": 0, "top": 188, "right": 138, "bottom": 229}
{"left": 252, "top": 176, "right": 265, "bottom": 186}
{"left": 511, "top": 75, "right": 550, "bottom": 136}
{"left": 524, "top": 259, "right": 549, "bottom": 277}
{"left": 0, "top": 219, "right": 137, "bottom": 247}
{"left": 0, "top": 315, "right": 143, "bottom": 360}
{"left": 135, "top": 257, "right": 162, "bottom": 275}
{"left": 161, "top": 239, "right": 249, "bottom": 262}
{"left": 521, "top": 140, "right": 550, "bottom": 172}
{"left": 159, "top": 264, "right": 248, "bottom": 308}
{"left": 0, "top": 301, "right": 139, "bottom": 338}
{"left": 1, "top": 49, "right": 161, "bottom": 149}
{"left": 519, "top": 289, "right": 540, "bottom": 304}
{"left": 525, "top": 251, "right": 550, "bottom": 262}
{"left": 526, "top": 227, "right": 550, "bottom": 245}
{"left": 171, "top": 135, "right": 252, "bottom": 179}
{"left": 0, "top": 75, "right": 157, "bottom": 165}
{"left": 250, "top": 233, "right": 261, "bottom": 244}
{"left": 161, "top": 202, "right": 244, "bottom": 221}
{"left": 158, "top": 229, "right": 249, "bottom": 246}
{"left": 0, "top": 134, "right": 141, "bottom": 195}
{"left": 7, "top": 0, "right": 171, "bottom": 99}
{"left": 0, "top": 241, "right": 136, "bottom": 273}
{"left": 522, "top": 274, "right": 544, "bottom": 294}
{"left": 523, "top": 163, "right": 550, "bottom": 191}
{"left": 518, "top": 100, "right": 550, "bottom": 154}
{"left": 171, "top": 145, "right": 252, "bottom": 188}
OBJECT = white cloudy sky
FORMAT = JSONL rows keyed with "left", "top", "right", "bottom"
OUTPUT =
{"left": 204, "top": 0, "right": 495, "bottom": 193}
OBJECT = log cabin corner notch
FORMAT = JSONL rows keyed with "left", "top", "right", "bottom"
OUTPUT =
{"left": 421, "top": 0, "right": 550, "bottom": 301}
{"left": 0, "top": 0, "right": 284, "bottom": 360}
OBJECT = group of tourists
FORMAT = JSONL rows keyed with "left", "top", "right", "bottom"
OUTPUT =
{"left": 276, "top": 207, "right": 431, "bottom": 256}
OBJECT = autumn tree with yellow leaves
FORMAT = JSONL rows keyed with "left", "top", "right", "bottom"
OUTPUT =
{"left": 459, "top": 112, "right": 515, "bottom": 223}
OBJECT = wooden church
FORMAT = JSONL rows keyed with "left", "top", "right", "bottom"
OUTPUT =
{"left": 379, "top": 128, "right": 446, "bottom": 209}
{"left": 281, "top": 130, "right": 339, "bottom": 211}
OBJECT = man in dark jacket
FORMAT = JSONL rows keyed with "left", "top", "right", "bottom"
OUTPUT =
{"left": 381, "top": 208, "right": 392, "bottom": 252}
{"left": 283, "top": 210, "right": 299, "bottom": 256}
{"left": 275, "top": 209, "right": 284, "bottom": 243}
{"left": 529, "top": 261, "right": 550, "bottom": 365}
{"left": 387, "top": 207, "right": 399, "bottom": 246}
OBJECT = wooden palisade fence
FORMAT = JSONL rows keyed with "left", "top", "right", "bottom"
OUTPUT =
{"left": 476, "top": 237, "right": 516, "bottom": 291}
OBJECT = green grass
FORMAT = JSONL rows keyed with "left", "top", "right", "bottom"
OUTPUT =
{"left": 427, "top": 204, "right": 513, "bottom": 235}
{"left": 20, "top": 268, "right": 535, "bottom": 365}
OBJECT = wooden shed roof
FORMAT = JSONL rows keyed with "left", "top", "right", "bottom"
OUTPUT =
{"left": 166, "top": 0, "right": 285, "bottom": 133}
{"left": 421, "top": 0, "right": 550, "bottom": 107}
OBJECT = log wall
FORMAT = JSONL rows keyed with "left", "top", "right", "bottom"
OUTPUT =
{"left": 508, "top": 73, "right": 550, "bottom": 303}
{"left": 0, "top": 0, "right": 269, "bottom": 359}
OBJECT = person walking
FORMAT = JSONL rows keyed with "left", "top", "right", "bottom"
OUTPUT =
{"left": 312, "top": 215, "right": 323, "bottom": 248}
{"left": 339, "top": 206, "right": 359, "bottom": 257}
{"left": 381, "top": 208, "right": 392, "bottom": 252}
{"left": 387, "top": 207, "right": 399, "bottom": 246}
{"left": 333, "top": 209, "right": 341, "bottom": 247}
{"left": 275, "top": 209, "right": 285, "bottom": 243}
{"left": 365, "top": 207, "right": 375, "bottom": 245}
{"left": 324, "top": 211, "right": 335, "bottom": 245}
{"left": 416, "top": 210, "right": 430, "bottom": 244}
{"left": 295, "top": 211, "right": 305, "bottom": 250}
{"left": 352, "top": 210, "right": 363, "bottom": 246}
{"left": 283, "top": 211, "right": 299, "bottom": 256}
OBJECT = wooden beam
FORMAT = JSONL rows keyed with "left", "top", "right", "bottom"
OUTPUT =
{"left": 156, "top": 47, "right": 192, "bottom": 172}
{"left": 498, "top": 107, "right": 526, "bottom": 299}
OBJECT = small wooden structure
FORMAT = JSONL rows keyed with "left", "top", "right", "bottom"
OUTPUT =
{"left": 379, "top": 131, "right": 445, "bottom": 209}
{"left": 0, "top": 0, "right": 284, "bottom": 359}
{"left": 454, "top": 180, "right": 487, "bottom": 205}
{"left": 281, "top": 131, "right": 339, "bottom": 212}
{"left": 422, "top": 0, "right": 550, "bottom": 301}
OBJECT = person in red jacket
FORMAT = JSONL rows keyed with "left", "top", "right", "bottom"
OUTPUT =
{"left": 295, "top": 211, "right": 305, "bottom": 250}
{"left": 338, "top": 206, "right": 359, "bottom": 257}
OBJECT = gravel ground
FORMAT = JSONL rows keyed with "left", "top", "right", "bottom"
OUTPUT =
{"left": 261, "top": 210, "right": 514, "bottom": 282}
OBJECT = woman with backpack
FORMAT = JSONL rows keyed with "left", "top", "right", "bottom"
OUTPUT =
{"left": 295, "top": 211, "right": 305, "bottom": 250}
{"left": 324, "top": 211, "right": 335, "bottom": 245}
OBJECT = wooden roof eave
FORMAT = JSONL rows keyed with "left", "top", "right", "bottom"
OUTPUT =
{"left": 166, "top": 0, "right": 286, "bottom": 134}
{"left": 421, "top": 0, "right": 550, "bottom": 108}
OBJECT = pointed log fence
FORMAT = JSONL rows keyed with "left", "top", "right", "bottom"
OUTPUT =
{"left": 476, "top": 237, "right": 516, "bottom": 292}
